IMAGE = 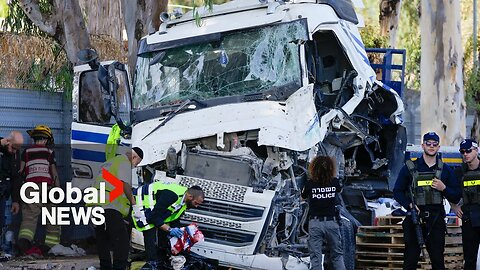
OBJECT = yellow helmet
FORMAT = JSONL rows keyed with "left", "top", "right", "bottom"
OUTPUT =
{"left": 27, "top": 125, "right": 53, "bottom": 139}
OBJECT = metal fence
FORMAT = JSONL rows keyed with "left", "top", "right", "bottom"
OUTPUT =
{"left": 0, "top": 88, "right": 72, "bottom": 182}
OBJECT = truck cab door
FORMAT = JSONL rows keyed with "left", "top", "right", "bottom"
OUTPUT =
{"left": 71, "top": 60, "right": 132, "bottom": 189}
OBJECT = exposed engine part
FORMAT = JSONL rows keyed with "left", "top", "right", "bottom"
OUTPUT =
{"left": 166, "top": 146, "right": 178, "bottom": 177}
{"left": 262, "top": 147, "right": 294, "bottom": 176}
{"left": 182, "top": 146, "right": 264, "bottom": 188}
{"left": 372, "top": 158, "right": 388, "bottom": 170}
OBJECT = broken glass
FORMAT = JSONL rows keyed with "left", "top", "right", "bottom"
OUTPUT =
{"left": 133, "top": 20, "right": 308, "bottom": 110}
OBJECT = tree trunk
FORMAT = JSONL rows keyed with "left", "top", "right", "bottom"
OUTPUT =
{"left": 18, "top": 0, "right": 92, "bottom": 65}
{"left": 78, "top": 0, "right": 125, "bottom": 43}
{"left": 379, "top": 0, "right": 402, "bottom": 48}
{"left": 58, "top": 0, "right": 92, "bottom": 65}
{"left": 420, "top": 0, "right": 465, "bottom": 146}
{"left": 121, "top": 0, "right": 168, "bottom": 76}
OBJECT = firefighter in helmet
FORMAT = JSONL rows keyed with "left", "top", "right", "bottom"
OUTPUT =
{"left": 17, "top": 125, "right": 61, "bottom": 256}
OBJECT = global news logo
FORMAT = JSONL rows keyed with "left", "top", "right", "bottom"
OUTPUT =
{"left": 19, "top": 168, "right": 124, "bottom": 226}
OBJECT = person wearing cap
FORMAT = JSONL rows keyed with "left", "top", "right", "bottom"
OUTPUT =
{"left": 91, "top": 147, "right": 143, "bottom": 270}
{"left": 17, "top": 125, "right": 60, "bottom": 256}
{"left": 451, "top": 139, "right": 480, "bottom": 270}
{"left": 393, "top": 131, "right": 461, "bottom": 270}
{"left": 132, "top": 182, "right": 205, "bottom": 270}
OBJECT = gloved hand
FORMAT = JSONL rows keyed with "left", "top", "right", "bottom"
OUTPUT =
{"left": 169, "top": 227, "right": 183, "bottom": 238}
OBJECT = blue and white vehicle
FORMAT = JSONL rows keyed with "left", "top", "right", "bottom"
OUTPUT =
{"left": 71, "top": 0, "right": 405, "bottom": 269}
{"left": 71, "top": 61, "right": 132, "bottom": 189}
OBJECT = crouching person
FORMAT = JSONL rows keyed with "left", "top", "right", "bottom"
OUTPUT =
{"left": 302, "top": 156, "right": 345, "bottom": 270}
{"left": 132, "top": 183, "right": 204, "bottom": 270}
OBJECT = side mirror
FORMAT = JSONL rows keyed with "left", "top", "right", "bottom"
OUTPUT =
{"left": 77, "top": 49, "right": 100, "bottom": 70}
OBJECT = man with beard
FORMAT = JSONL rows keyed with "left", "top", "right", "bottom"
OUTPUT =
{"left": 394, "top": 132, "right": 461, "bottom": 270}
{"left": 132, "top": 183, "right": 204, "bottom": 269}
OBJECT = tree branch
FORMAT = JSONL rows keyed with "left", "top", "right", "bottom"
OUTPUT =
{"left": 18, "top": 0, "right": 58, "bottom": 36}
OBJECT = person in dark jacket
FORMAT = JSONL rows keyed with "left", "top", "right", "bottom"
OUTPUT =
{"left": 451, "top": 139, "right": 480, "bottom": 270}
{"left": 393, "top": 131, "right": 461, "bottom": 270}
{"left": 302, "top": 156, "right": 345, "bottom": 270}
{"left": 0, "top": 131, "right": 23, "bottom": 248}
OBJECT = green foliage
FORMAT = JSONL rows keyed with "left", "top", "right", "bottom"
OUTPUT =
{"left": 360, "top": 25, "right": 388, "bottom": 48}
{"left": 0, "top": 0, "right": 72, "bottom": 97}
{"left": 192, "top": 0, "right": 219, "bottom": 26}
{"left": 16, "top": 58, "right": 73, "bottom": 98}
{"left": 397, "top": 0, "right": 421, "bottom": 89}
{"left": 17, "top": 56, "right": 73, "bottom": 99}
{"left": 0, "top": 0, "right": 8, "bottom": 18}
{"left": 171, "top": 0, "right": 227, "bottom": 7}
{"left": 465, "top": 67, "right": 480, "bottom": 111}
{"left": 1, "top": 0, "right": 53, "bottom": 36}
{"left": 359, "top": 0, "right": 421, "bottom": 89}
{"left": 171, "top": 0, "right": 228, "bottom": 26}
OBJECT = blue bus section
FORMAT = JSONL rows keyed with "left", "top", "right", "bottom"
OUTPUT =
{"left": 71, "top": 130, "right": 109, "bottom": 144}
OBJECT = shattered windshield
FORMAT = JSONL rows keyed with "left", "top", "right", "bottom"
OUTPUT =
{"left": 133, "top": 20, "right": 308, "bottom": 110}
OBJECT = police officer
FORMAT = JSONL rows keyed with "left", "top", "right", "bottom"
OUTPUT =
{"left": 393, "top": 132, "right": 461, "bottom": 270}
{"left": 92, "top": 147, "right": 143, "bottom": 270}
{"left": 451, "top": 139, "right": 480, "bottom": 270}
{"left": 132, "top": 183, "right": 204, "bottom": 269}
{"left": 301, "top": 156, "right": 344, "bottom": 270}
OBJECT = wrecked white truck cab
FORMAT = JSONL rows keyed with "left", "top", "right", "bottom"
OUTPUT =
{"left": 72, "top": 0, "right": 405, "bottom": 269}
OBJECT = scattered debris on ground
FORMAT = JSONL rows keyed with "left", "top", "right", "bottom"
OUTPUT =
{"left": 0, "top": 255, "right": 99, "bottom": 270}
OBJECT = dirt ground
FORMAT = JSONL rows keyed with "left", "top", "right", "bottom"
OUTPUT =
{"left": 0, "top": 255, "right": 100, "bottom": 270}
{"left": 0, "top": 256, "right": 153, "bottom": 270}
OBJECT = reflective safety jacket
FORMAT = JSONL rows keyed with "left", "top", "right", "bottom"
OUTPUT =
{"left": 406, "top": 159, "right": 443, "bottom": 206}
{"left": 90, "top": 154, "right": 131, "bottom": 217}
{"left": 462, "top": 166, "right": 480, "bottom": 205}
{"left": 105, "top": 124, "right": 121, "bottom": 160}
{"left": 132, "top": 182, "right": 187, "bottom": 232}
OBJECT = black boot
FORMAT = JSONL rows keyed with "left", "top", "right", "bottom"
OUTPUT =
{"left": 16, "top": 238, "right": 32, "bottom": 255}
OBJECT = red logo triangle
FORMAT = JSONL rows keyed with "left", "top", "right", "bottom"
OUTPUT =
{"left": 102, "top": 168, "right": 124, "bottom": 202}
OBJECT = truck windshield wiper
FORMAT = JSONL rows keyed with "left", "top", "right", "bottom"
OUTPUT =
{"left": 141, "top": 99, "right": 206, "bottom": 140}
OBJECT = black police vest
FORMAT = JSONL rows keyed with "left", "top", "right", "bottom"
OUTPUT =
{"left": 462, "top": 168, "right": 480, "bottom": 205}
{"left": 406, "top": 159, "right": 444, "bottom": 206}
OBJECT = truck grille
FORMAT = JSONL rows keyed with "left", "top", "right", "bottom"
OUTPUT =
{"left": 180, "top": 221, "right": 255, "bottom": 246}
{"left": 182, "top": 213, "right": 242, "bottom": 229}
{"left": 179, "top": 176, "right": 248, "bottom": 203}
{"left": 188, "top": 199, "right": 264, "bottom": 221}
